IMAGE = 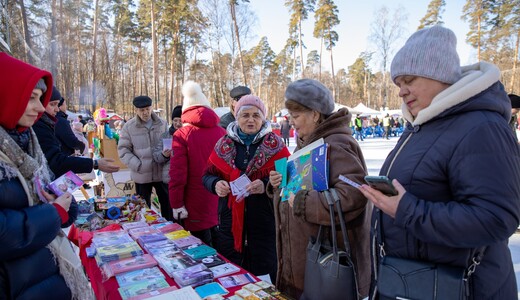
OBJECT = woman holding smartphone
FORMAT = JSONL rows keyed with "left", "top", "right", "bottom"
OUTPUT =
{"left": 359, "top": 26, "right": 520, "bottom": 299}
{"left": 268, "top": 79, "right": 372, "bottom": 299}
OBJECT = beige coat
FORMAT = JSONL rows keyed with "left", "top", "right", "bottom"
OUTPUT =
{"left": 268, "top": 108, "right": 372, "bottom": 299}
{"left": 118, "top": 113, "right": 167, "bottom": 184}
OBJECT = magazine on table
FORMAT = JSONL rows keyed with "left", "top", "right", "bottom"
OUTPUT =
{"left": 116, "top": 267, "right": 165, "bottom": 287}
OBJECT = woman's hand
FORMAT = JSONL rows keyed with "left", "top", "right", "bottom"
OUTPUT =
{"left": 359, "top": 179, "right": 406, "bottom": 218}
{"left": 269, "top": 170, "right": 282, "bottom": 189}
{"left": 246, "top": 179, "right": 265, "bottom": 195}
{"left": 215, "top": 180, "right": 231, "bottom": 197}
{"left": 44, "top": 191, "right": 72, "bottom": 212}
{"left": 162, "top": 149, "right": 172, "bottom": 158}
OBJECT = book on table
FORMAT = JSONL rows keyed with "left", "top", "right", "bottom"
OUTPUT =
{"left": 275, "top": 138, "right": 329, "bottom": 202}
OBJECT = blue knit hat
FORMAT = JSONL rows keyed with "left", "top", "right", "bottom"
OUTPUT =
{"left": 391, "top": 25, "right": 462, "bottom": 85}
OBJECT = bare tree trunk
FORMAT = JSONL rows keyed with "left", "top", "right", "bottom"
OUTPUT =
{"left": 477, "top": 14, "right": 481, "bottom": 62}
{"left": 230, "top": 1, "right": 247, "bottom": 85}
{"left": 511, "top": 29, "right": 519, "bottom": 93}
{"left": 91, "top": 0, "right": 99, "bottom": 112}
{"left": 298, "top": 18, "right": 304, "bottom": 78}
{"left": 319, "top": 37, "right": 323, "bottom": 81}
{"left": 330, "top": 46, "right": 335, "bottom": 101}
{"left": 151, "top": 0, "right": 159, "bottom": 108}
{"left": 50, "top": 0, "right": 58, "bottom": 76}
{"left": 18, "top": 0, "right": 33, "bottom": 64}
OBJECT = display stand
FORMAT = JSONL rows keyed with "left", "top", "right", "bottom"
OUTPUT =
{"left": 98, "top": 126, "right": 127, "bottom": 170}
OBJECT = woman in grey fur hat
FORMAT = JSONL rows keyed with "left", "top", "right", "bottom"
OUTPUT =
{"left": 359, "top": 25, "right": 520, "bottom": 299}
{"left": 268, "top": 78, "right": 372, "bottom": 299}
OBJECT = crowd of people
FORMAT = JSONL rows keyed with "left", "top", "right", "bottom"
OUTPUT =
{"left": 1, "top": 24, "right": 520, "bottom": 300}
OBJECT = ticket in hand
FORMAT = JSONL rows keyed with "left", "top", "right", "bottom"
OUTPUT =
{"left": 338, "top": 174, "right": 361, "bottom": 189}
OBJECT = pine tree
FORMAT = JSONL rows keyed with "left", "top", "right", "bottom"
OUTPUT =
{"left": 314, "top": 0, "right": 339, "bottom": 99}
{"left": 417, "top": 0, "right": 446, "bottom": 30}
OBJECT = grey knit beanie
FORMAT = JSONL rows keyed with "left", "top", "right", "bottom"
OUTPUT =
{"left": 391, "top": 25, "right": 462, "bottom": 84}
{"left": 284, "top": 79, "right": 334, "bottom": 115}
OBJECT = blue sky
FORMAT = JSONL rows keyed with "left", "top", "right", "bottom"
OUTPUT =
{"left": 245, "top": 0, "right": 476, "bottom": 73}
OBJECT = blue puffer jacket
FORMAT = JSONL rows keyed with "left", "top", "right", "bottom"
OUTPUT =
{"left": 0, "top": 165, "right": 72, "bottom": 299}
{"left": 374, "top": 62, "right": 520, "bottom": 299}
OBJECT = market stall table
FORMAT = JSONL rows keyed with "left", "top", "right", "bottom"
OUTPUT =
{"left": 68, "top": 224, "right": 260, "bottom": 300}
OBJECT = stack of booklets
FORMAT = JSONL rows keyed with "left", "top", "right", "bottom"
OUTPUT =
{"left": 171, "top": 235, "right": 202, "bottom": 249}
{"left": 121, "top": 221, "right": 149, "bottom": 231}
{"left": 136, "top": 233, "right": 167, "bottom": 249}
{"left": 150, "top": 221, "right": 184, "bottom": 234}
{"left": 96, "top": 241, "right": 144, "bottom": 263}
{"left": 115, "top": 266, "right": 164, "bottom": 287}
{"left": 104, "top": 254, "right": 158, "bottom": 277}
{"left": 183, "top": 245, "right": 217, "bottom": 260}
{"left": 171, "top": 263, "right": 214, "bottom": 287}
{"left": 92, "top": 230, "right": 134, "bottom": 248}
{"left": 128, "top": 226, "right": 161, "bottom": 240}
{"left": 151, "top": 247, "right": 199, "bottom": 277}
{"left": 164, "top": 229, "right": 191, "bottom": 240}
{"left": 118, "top": 278, "right": 170, "bottom": 300}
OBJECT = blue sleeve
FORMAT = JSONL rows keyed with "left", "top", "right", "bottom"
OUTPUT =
{"left": 0, "top": 204, "right": 61, "bottom": 260}
{"left": 395, "top": 121, "right": 520, "bottom": 248}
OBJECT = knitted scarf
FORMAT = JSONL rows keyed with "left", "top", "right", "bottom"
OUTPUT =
{"left": 208, "top": 127, "right": 290, "bottom": 252}
{"left": 0, "top": 126, "right": 94, "bottom": 300}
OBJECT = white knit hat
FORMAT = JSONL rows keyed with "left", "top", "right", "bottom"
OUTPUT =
{"left": 181, "top": 81, "right": 211, "bottom": 112}
{"left": 391, "top": 25, "right": 462, "bottom": 84}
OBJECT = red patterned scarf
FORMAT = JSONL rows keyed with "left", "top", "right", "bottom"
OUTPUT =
{"left": 208, "top": 132, "right": 290, "bottom": 252}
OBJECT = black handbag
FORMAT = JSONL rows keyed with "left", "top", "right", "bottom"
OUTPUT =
{"left": 301, "top": 189, "right": 359, "bottom": 300}
{"left": 375, "top": 209, "right": 485, "bottom": 300}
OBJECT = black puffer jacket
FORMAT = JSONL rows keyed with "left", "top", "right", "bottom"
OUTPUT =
{"left": 55, "top": 111, "right": 85, "bottom": 156}
{"left": 33, "top": 113, "right": 93, "bottom": 177}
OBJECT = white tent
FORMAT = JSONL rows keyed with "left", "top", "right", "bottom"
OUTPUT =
{"left": 352, "top": 103, "right": 381, "bottom": 115}
{"left": 214, "top": 107, "right": 230, "bottom": 118}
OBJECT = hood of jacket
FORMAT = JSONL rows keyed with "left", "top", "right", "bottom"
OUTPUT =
{"left": 404, "top": 61, "right": 509, "bottom": 126}
{"left": 0, "top": 53, "right": 53, "bottom": 131}
{"left": 181, "top": 106, "right": 220, "bottom": 128}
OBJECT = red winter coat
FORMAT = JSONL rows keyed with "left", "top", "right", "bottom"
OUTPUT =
{"left": 169, "top": 106, "right": 225, "bottom": 231}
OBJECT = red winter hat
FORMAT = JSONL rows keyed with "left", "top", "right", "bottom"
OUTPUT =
{"left": 0, "top": 53, "right": 53, "bottom": 130}
{"left": 234, "top": 95, "right": 266, "bottom": 117}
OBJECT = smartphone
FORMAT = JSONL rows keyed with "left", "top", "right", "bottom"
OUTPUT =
{"left": 364, "top": 175, "right": 398, "bottom": 196}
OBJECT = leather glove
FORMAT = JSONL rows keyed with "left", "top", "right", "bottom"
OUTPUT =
{"left": 172, "top": 206, "right": 188, "bottom": 220}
